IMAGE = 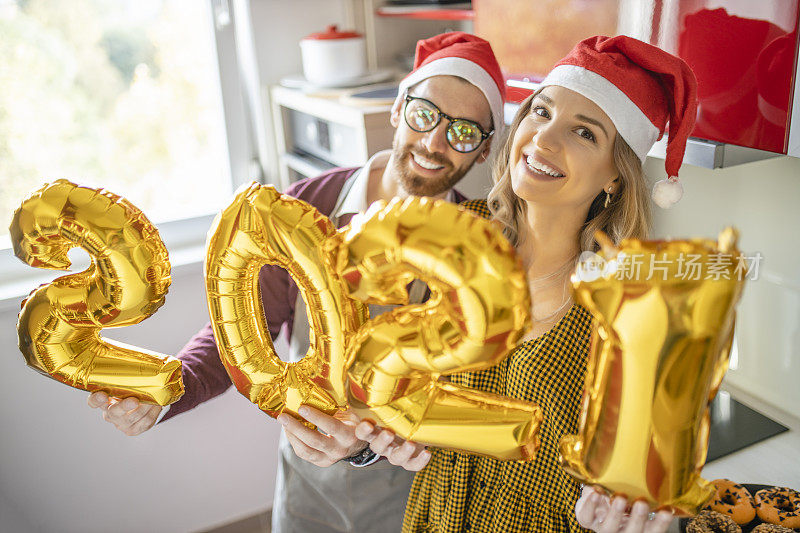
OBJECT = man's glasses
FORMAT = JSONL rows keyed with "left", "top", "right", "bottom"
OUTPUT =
{"left": 403, "top": 95, "right": 493, "bottom": 153}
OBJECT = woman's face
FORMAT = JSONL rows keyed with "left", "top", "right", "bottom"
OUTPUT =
{"left": 510, "top": 85, "right": 619, "bottom": 209}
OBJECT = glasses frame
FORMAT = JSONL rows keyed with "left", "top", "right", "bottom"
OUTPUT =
{"left": 403, "top": 94, "right": 494, "bottom": 153}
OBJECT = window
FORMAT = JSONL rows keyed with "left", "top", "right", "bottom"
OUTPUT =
{"left": 0, "top": 0, "right": 235, "bottom": 240}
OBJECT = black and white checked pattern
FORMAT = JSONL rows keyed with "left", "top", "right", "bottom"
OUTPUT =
{"left": 402, "top": 199, "right": 593, "bottom": 533}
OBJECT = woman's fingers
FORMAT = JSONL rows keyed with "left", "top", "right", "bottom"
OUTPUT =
{"left": 598, "top": 496, "right": 627, "bottom": 532}
{"left": 579, "top": 490, "right": 674, "bottom": 533}
{"left": 575, "top": 486, "right": 600, "bottom": 527}
{"left": 385, "top": 440, "right": 416, "bottom": 465}
{"left": 622, "top": 501, "right": 649, "bottom": 532}
{"left": 576, "top": 485, "right": 675, "bottom": 533}
{"left": 620, "top": 501, "right": 674, "bottom": 533}
{"left": 645, "top": 511, "right": 673, "bottom": 533}
{"left": 577, "top": 486, "right": 622, "bottom": 531}
{"left": 379, "top": 434, "right": 431, "bottom": 471}
{"left": 353, "top": 420, "right": 432, "bottom": 471}
{"left": 355, "top": 420, "right": 397, "bottom": 455}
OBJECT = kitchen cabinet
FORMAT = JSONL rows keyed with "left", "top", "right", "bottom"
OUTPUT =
{"left": 354, "top": 0, "right": 474, "bottom": 71}
{"left": 270, "top": 85, "right": 395, "bottom": 189}
{"left": 374, "top": 3, "right": 473, "bottom": 21}
{"left": 473, "top": 0, "right": 800, "bottom": 164}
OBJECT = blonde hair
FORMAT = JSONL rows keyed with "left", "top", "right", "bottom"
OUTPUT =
{"left": 487, "top": 92, "right": 652, "bottom": 251}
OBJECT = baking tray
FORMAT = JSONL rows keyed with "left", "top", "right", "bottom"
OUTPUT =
{"left": 680, "top": 484, "right": 799, "bottom": 532}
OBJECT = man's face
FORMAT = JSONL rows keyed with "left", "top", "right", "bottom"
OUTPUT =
{"left": 389, "top": 75, "right": 493, "bottom": 197}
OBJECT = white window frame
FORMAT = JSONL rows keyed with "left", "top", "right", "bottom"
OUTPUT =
{"left": 0, "top": 0, "right": 265, "bottom": 303}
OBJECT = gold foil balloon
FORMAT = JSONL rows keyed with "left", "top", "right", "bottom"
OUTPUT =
{"left": 560, "top": 228, "right": 746, "bottom": 515}
{"left": 204, "top": 183, "right": 367, "bottom": 422}
{"left": 11, "top": 179, "right": 183, "bottom": 405}
{"left": 337, "top": 197, "right": 541, "bottom": 461}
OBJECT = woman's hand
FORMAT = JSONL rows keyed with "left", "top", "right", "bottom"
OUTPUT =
{"left": 354, "top": 420, "right": 431, "bottom": 471}
{"left": 575, "top": 485, "right": 674, "bottom": 532}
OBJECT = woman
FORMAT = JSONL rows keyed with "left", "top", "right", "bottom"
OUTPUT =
{"left": 356, "top": 35, "right": 698, "bottom": 533}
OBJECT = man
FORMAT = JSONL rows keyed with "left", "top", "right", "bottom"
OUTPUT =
{"left": 88, "top": 31, "right": 505, "bottom": 533}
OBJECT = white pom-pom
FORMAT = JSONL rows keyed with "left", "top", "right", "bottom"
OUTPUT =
{"left": 652, "top": 176, "right": 683, "bottom": 208}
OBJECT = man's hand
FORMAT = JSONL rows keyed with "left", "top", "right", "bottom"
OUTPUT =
{"left": 354, "top": 419, "right": 430, "bottom": 472}
{"left": 277, "top": 406, "right": 368, "bottom": 467}
{"left": 575, "top": 485, "right": 673, "bottom": 533}
{"left": 87, "top": 392, "right": 161, "bottom": 436}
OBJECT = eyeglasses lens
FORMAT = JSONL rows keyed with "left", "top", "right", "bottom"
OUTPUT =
{"left": 447, "top": 120, "right": 481, "bottom": 153}
{"left": 406, "top": 99, "right": 438, "bottom": 131}
{"left": 405, "top": 97, "right": 484, "bottom": 153}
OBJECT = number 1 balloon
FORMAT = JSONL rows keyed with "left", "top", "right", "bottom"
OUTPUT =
{"left": 560, "top": 228, "right": 746, "bottom": 515}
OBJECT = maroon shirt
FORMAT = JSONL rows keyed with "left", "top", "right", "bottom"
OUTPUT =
{"left": 162, "top": 167, "right": 467, "bottom": 422}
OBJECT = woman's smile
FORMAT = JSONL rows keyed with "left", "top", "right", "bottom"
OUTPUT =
{"left": 520, "top": 151, "right": 567, "bottom": 181}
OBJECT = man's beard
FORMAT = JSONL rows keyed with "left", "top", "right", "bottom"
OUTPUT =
{"left": 391, "top": 142, "right": 473, "bottom": 197}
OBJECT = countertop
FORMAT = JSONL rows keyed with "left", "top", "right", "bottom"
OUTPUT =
{"left": 666, "top": 382, "right": 800, "bottom": 532}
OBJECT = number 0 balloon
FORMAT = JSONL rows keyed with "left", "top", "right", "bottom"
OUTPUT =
{"left": 204, "top": 183, "right": 367, "bottom": 421}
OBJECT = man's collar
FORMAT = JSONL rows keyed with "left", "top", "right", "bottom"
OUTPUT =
{"left": 332, "top": 150, "right": 391, "bottom": 219}
{"left": 332, "top": 149, "right": 456, "bottom": 220}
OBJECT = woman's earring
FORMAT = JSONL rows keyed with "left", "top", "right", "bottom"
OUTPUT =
{"left": 604, "top": 190, "right": 612, "bottom": 208}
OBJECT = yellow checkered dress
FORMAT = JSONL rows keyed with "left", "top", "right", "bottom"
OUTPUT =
{"left": 402, "top": 199, "right": 593, "bottom": 533}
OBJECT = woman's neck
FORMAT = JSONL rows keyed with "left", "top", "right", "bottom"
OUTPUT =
{"left": 517, "top": 202, "right": 586, "bottom": 276}
{"left": 514, "top": 202, "right": 587, "bottom": 342}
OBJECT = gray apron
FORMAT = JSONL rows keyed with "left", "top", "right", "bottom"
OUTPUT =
{"left": 271, "top": 173, "right": 424, "bottom": 533}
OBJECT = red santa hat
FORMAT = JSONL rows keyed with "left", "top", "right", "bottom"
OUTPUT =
{"left": 396, "top": 32, "right": 505, "bottom": 136}
{"left": 540, "top": 35, "right": 698, "bottom": 208}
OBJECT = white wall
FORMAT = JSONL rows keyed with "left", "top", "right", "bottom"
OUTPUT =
{"left": 646, "top": 154, "right": 800, "bottom": 412}
{"left": 248, "top": 0, "right": 350, "bottom": 86}
{"left": 0, "top": 491, "right": 38, "bottom": 533}
{"left": 0, "top": 261, "right": 282, "bottom": 533}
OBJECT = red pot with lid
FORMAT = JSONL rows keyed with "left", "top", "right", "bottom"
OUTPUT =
{"left": 300, "top": 25, "right": 367, "bottom": 86}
